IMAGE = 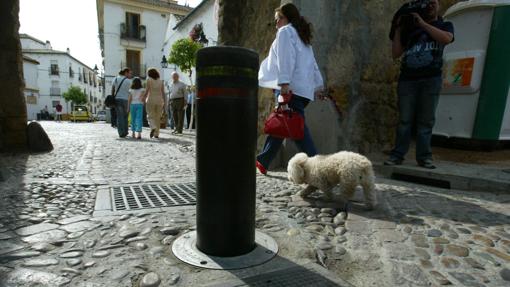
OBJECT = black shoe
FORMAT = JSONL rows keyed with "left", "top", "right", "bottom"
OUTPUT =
{"left": 418, "top": 160, "right": 436, "bottom": 169}
{"left": 150, "top": 129, "right": 155, "bottom": 138}
{"left": 384, "top": 158, "right": 402, "bottom": 166}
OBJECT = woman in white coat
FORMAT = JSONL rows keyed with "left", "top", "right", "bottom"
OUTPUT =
{"left": 256, "top": 3, "right": 324, "bottom": 175}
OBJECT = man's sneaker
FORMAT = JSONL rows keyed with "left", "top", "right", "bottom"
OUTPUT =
{"left": 384, "top": 158, "right": 402, "bottom": 166}
{"left": 418, "top": 160, "right": 436, "bottom": 169}
{"left": 256, "top": 161, "right": 267, "bottom": 175}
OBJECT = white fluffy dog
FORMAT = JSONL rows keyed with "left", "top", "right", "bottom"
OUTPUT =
{"left": 287, "top": 151, "right": 377, "bottom": 210}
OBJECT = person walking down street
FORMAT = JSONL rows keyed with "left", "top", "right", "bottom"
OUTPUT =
{"left": 55, "top": 103, "right": 63, "bottom": 122}
{"left": 185, "top": 86, "right": 196, "bottom": 129}
{"left": 111, "top": 68, "right": 132, "bottom": 137}
{"left": 127, "top": 77, "right": 145, "bottom": 139}
{"left": 384, "top": 0, "right": 454, "bottom": 169}
{"left": 169, "top": 72, "right": 187, "bottom": 134}
{"left": 143, "top": 68, "right": 166, "bottom": 139}
{"left": 256, "top": 3, "right": 324, "bottom": 175}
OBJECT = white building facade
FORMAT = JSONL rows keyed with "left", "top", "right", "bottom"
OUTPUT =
{"left": 21, "top": 34, "right": 104, "bottom": 120}
{"left": 162, "top": 0, "right": 218, "bottom": 85}
{"left": 96, "top": 0, "right": 191, "bottom": 93}
{"left": 23, "top": 55, "right": 40, "bottom": 120}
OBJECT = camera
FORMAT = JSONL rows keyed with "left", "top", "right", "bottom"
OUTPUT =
{"left": 389, "top": 0, "right": 432, "bottom": 46}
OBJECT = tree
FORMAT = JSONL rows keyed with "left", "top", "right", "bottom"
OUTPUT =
{"left": 62, "top": 86, "right": 87, "bottom": 105}
{"left": 168, "top": 38, "right": 202, "bottom": 80}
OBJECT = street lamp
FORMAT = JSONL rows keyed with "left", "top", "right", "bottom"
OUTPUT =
{"left": 161, "top": 56, "right": 168, "bottom": 69}
{"left": 161, "top": 56, "right": 169, "bottom": 120}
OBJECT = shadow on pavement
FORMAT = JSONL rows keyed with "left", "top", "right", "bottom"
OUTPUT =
{"left": 205, "top": 253, "right": 350, "bottom": 287}
{"left": 350, "top": 182, "right": 510, "bottom": 227}
{"left": 0, "top": 152, "right": 29, "bottom": 259}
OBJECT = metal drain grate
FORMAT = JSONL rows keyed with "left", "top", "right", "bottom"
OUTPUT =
{"left": 207, "top": 265, "right": 348, "bottom": 287}
{"left": 241, "top": 266, "right": 341, "bottom": 287}
{"left": 111, "top": 183, "right": 196, "bottom": 211}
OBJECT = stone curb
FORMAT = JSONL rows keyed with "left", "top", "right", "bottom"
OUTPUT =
{"left": 374, "top": 163, "right": 510, "bottom": 193}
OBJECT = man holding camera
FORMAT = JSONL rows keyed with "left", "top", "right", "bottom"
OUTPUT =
{"left": 385, "top": 0, "right": 454, "bottom": 169}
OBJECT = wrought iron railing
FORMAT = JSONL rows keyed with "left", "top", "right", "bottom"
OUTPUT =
{"left": 120, "top": 23, "right": 146, "bottom": 42}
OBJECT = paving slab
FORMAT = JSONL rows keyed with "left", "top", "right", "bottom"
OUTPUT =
{"left": 15, "top": 223, "right": 59, "bottom": 236}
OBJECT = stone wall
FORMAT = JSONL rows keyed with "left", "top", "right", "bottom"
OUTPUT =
{"left": 0, "top": 0, "right": 27, "bottom": 151}
{"left": 217, "top": 0, "right": 281, "bottom": 153}
{"left": 218, "top": 0, "right": 462, "bottom": 164}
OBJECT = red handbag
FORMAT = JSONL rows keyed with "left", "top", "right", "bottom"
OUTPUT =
{"left": 264, "top": 105, "right": 305, "bottom": 140}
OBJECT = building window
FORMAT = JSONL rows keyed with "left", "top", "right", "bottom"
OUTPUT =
{"left": 50, "top": 60, "right": 59, "bottom": 76}
{"left": 78, "top": 68, "right": 82, "bottom": 81}
{"left": 50, "top": 80, "right": 60, "bottom": 96}
{"left": 52, "top": 101, "right": 60, "bottom": 108}
{"left": 26, "top": 95, "right": 37, "bottom": 105}
{"left": 69, "top": 65, "right": 74, "bottom": 78}
{"left": 123, "top": 50, "right": 144, "bottom": 77}
{"left": 126, "top": 12, "right": 140, "bottom": 38}
{"left": 121, "top": 12, "right": 146, "bottom": 41}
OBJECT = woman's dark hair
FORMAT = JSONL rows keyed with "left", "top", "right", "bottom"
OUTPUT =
{"left": 276, "top": 3, "right": 312, "bottom": 45}
{"left": 147, "top": 68, "right": 160, "bottom": 80}
{"left": 131, "top": 77, "right": 142, "bottom": 89}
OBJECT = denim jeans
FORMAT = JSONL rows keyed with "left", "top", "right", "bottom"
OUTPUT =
{"left": 130, "top": 103, "right": 143, "bottom": 133}
{"left": 115, "top": 99, "right": 128, "bottom": 137}
{"left": 390, "top": 77, "right": 442, "bottom": 162}
{"left": 257, "top": 93, "right": 317, "bottom": 169}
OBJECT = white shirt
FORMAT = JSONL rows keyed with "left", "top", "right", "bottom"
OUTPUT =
{"left": 129, "top": 88, "right": 145, "bottom": 104}
{"left": 169, "top": 81, "right": 187, "bottom": 100}
{"left": 258, "top": 24, "right": 324, "bottom": 101}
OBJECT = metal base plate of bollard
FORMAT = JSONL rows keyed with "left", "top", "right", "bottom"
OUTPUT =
{"left": 172, "top": 230, "right": 278, "bottom": 270}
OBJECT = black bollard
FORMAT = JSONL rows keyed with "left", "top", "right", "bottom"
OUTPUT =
{"left": 195, "top": 46, "right": 259, "bottom": 257}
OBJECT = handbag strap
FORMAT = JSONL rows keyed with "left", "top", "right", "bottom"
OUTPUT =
{"left": 114, "top": 77, "right": 127, "bottom": 99}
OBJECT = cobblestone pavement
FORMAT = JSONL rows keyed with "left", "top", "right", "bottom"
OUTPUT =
{"left": 0, "top": 122, "right": 509, "bottom": 287}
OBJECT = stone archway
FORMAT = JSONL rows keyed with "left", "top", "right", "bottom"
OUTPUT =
{"left": 0, "top": 0, "right": 27, "bottom": 151}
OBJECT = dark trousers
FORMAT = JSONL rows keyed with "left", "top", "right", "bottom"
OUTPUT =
{"left": 170, "top": 98, "right": 185, "bottom": 133}
{"left": 257, "top": 94, "right": 317, "bottom": 169}
{"left": 110, "top": 108, "right": 117, "bottom": 127}
{"left": 185, "top": 104, "right": 195, "bottom": 129}
{"left": 115, "top": 99, "right": 128, "bottom": 137}
{"left": 390, "top": 77, "right": 442, "bottom": 162}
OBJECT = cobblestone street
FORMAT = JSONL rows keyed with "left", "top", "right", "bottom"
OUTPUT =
{"left": 1, "top": 122, "right": 509, "bottom": 287}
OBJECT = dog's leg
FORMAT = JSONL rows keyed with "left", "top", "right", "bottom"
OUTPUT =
{"left": 298, "top": 185, "right": 317, "bottom": 198}
{"left": 316, "top": 180, "right": 335, "bottom": 201}
{"left": 361, "top": 180, "right": 377, "bottom": 210}
{"left": 323, "top": 187, "right": 335, "bottom": 201}
{"left": 342, "top": 184, "right": 357, "bottom": 201}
